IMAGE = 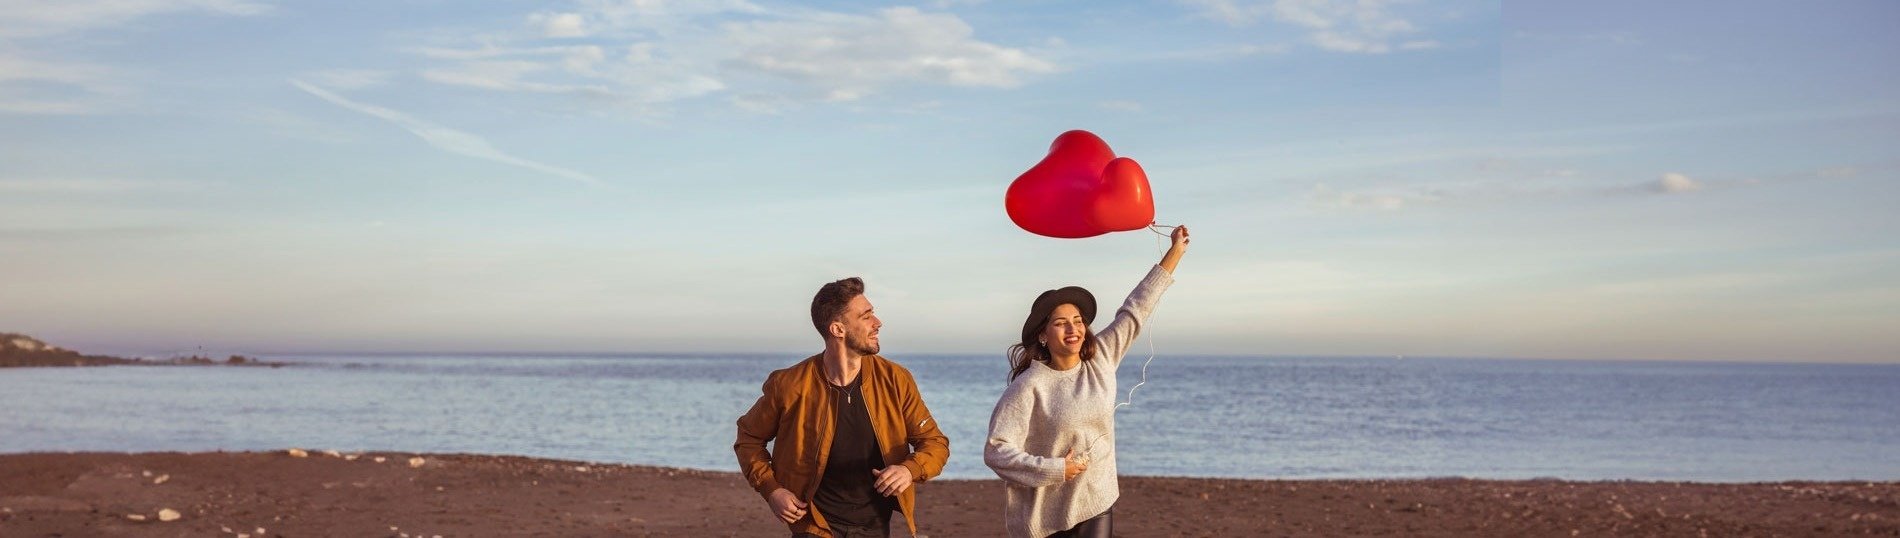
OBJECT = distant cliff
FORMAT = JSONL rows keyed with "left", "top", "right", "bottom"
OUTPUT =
{"left": 1, "top": 333, "right": 283, "bottom": 368}
{"left": 0, "top": 333, "right": 144, "bottom": 367}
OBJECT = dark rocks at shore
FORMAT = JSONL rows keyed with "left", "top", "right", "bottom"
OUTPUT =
{"left": 0, "top": 333, "right": 288, "bottom": 368}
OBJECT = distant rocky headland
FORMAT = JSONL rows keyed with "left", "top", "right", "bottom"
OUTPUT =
{"left": 0, "top": 333, "right": 286, "bottom": 368}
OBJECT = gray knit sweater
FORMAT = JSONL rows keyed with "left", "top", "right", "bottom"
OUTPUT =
{"left": 983, "top": 265, "right": 1174, "bottom": 538}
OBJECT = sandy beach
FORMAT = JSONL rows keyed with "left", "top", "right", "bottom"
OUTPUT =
{"left": 0, "top": 451, "right": 1894, "bottom": 537}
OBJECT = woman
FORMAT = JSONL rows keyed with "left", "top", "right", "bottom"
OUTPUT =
{"left": 983, "top": 225, "right": 1189, "bottom": 538}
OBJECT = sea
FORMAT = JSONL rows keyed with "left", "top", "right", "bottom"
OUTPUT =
{"left": 3, "top": 354, "right": 1896, "bottom": 482}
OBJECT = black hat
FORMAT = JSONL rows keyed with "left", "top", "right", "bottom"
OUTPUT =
{"left": 1022, "top": 286, "right": 1097, "bottom": 344}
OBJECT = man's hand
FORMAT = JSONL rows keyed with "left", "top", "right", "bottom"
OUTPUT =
{"left": 767, "top": 488, "right": 808, "bottom": 524}
{"left": 1063, "top": 448, "right": 1089, "bottom": 481}
{"left": 872, "top": 465, "right": 914, "bottom": 496}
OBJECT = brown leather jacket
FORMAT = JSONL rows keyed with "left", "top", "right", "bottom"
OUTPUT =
{"left": 734, "top": 354, "right": 950, "bottom": 537}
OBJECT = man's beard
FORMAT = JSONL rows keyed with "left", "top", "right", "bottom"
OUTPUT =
{"left": 845, "top": 332, "right": 880, "bottom": 356}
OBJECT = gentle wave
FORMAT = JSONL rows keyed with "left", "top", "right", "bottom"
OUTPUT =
{"left": 3, "top": 354, "right": 1897, "bottom": 481}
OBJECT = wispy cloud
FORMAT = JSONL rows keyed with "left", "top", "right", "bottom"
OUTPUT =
{"left": 526, "top": 11, "right": 588, "bottom": 38}
{"left": 1177, "top": 0, "right": 1261, "bottom": 25}
{"left": 1654, "top": 172, "right": 1702, "bottom": 194}
{"left": 239, "top": 107, "right": 357, "bottom": 143}
{"left": 0, "top": 51, "right": 121, "bottom": 114}
{"left": 1308, "top": 183, "right": 1433, "bottom": 210}
{"left": 1521, "top": 101, "right": 1900, "bottom": 140}
{"left": 421, "top": 59, "right": 614, "bottom": 96}
{"left": 1612, "top": 165, "right": 1874, "bottom": 196}
{"left": 0, "top": 0, "right": 269, "bottom": 38}
{"left": 728, "top": 92, "right": 795, "bottom": 115}
{"left": 301, "top": 69, "right": 395, "bottom": 91}
{"left": 414, "top": 43, "right": 720, "bottom": 108}
{"left": 1511, "top": 30, "right": 1642, "bottom": 46}
{"left": 0, "top": 178, "right": 205, "bottom": 194}
{"left": 722, "top": 7, "right": 1056, "bottom": 99}
{"left": 0, "top": 0, "right": 272, "bottom": 114}
{"left": 1178, "top": 0, "right": 1444, "bottom": 54}
{"left": 0, "top": 225, "right": 192, "bottom": 243}
{"left": 1589, "top": 270, "right": 1798, "bottom": 296}
{"left": 1125, "top": 43, "right": 1293, "bottom": 63}
{"left": 408, "top": 4, "right": 1053, "bottom": 110}
{"left": 1817, "top": 166, "right": 1860, "bottom": 178}
{"left": 1310, "top": 163, "right": 1874, "bottom": 212}
{"left": 289, "top": 79, "right": 604, "bottom": 187}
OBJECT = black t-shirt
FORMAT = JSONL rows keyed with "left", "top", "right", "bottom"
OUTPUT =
{"left": 812, "top": 375, "right": 895, "bottom": 527}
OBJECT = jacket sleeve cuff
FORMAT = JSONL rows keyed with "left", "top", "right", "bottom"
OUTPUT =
{"left": 754, "top": 476, "right": 784, "bottom": 497}
{"left": 901, "top": 460, "right": 927, "bottom": 482}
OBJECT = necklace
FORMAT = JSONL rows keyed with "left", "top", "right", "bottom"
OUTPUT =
{"left": 820, "top": 361, "right": 858, "bottom": 404}
{"left": 821, "top": 367, "right": 853, "bottom": 404}
{"left": 826, "top": 378, "right": 852, "bottom": 404}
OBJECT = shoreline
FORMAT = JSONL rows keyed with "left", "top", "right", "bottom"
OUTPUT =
{"left": 2, "top": 451, "right": 1894, "bottom": 537}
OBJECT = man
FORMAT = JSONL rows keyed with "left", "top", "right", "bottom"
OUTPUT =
{"left": 735, "top": 277, "right": 951, "bottom": 537}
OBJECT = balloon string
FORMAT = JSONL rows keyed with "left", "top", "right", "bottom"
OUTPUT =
{"left": 1115, "top": 336, "right": 1158, "bottom": 411}
{"left": 1081, "top": 231, "right": 1166, "bottom": 463}
{"left": 1116, "top": 227, "right": 1166, "bottom": 411}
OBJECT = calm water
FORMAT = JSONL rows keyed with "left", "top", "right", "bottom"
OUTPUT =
{"left": 3, "top": 355, "right": 1896, "bottom": 481}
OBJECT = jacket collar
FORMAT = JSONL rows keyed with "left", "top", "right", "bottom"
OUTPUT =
{"left": 799, "top": 352, "right": 885, "bottom": 386}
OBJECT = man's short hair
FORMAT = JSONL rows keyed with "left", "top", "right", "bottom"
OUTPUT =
{"left": 810, "top": 277, "right": 865, "bottom": 336}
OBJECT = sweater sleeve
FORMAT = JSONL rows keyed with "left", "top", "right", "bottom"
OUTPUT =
{"left": 984, "top": 380, "right": 1067, "bottom": 488}
{"left": 1094, "top": 264, "right": 1175, "bottom": 368}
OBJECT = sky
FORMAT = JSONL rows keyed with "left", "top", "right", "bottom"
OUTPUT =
{"left": 1, "top": 0, "right": 1895, "bottom": 363}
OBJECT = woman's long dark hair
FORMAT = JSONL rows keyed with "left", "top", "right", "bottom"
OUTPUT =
{"left": 1007, "top": 323, "right": 1099, "bottom": 382}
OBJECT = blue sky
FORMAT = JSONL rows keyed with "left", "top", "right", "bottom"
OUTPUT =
{"left": 2, "top": 0, "right": 1895, "bottom": 363}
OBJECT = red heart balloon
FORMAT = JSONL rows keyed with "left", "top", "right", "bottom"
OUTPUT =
{"left": 1005, "top": 130, "right": 1156, "bottom": 238}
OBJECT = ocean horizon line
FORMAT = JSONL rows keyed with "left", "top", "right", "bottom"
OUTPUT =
{"left": 142, "top": 350, "right": 1900, "bottom": 368}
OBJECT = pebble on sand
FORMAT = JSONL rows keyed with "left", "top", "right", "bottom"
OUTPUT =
{"left": 286, "top": 448, "right": 309, "bottom": 458}
{"left": 158, "top": 508, "right": 181, "bottom": 522}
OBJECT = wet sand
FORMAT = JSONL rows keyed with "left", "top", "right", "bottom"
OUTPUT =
{"left": 1, "top": 451, "right": 1894, "bottom": 537}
